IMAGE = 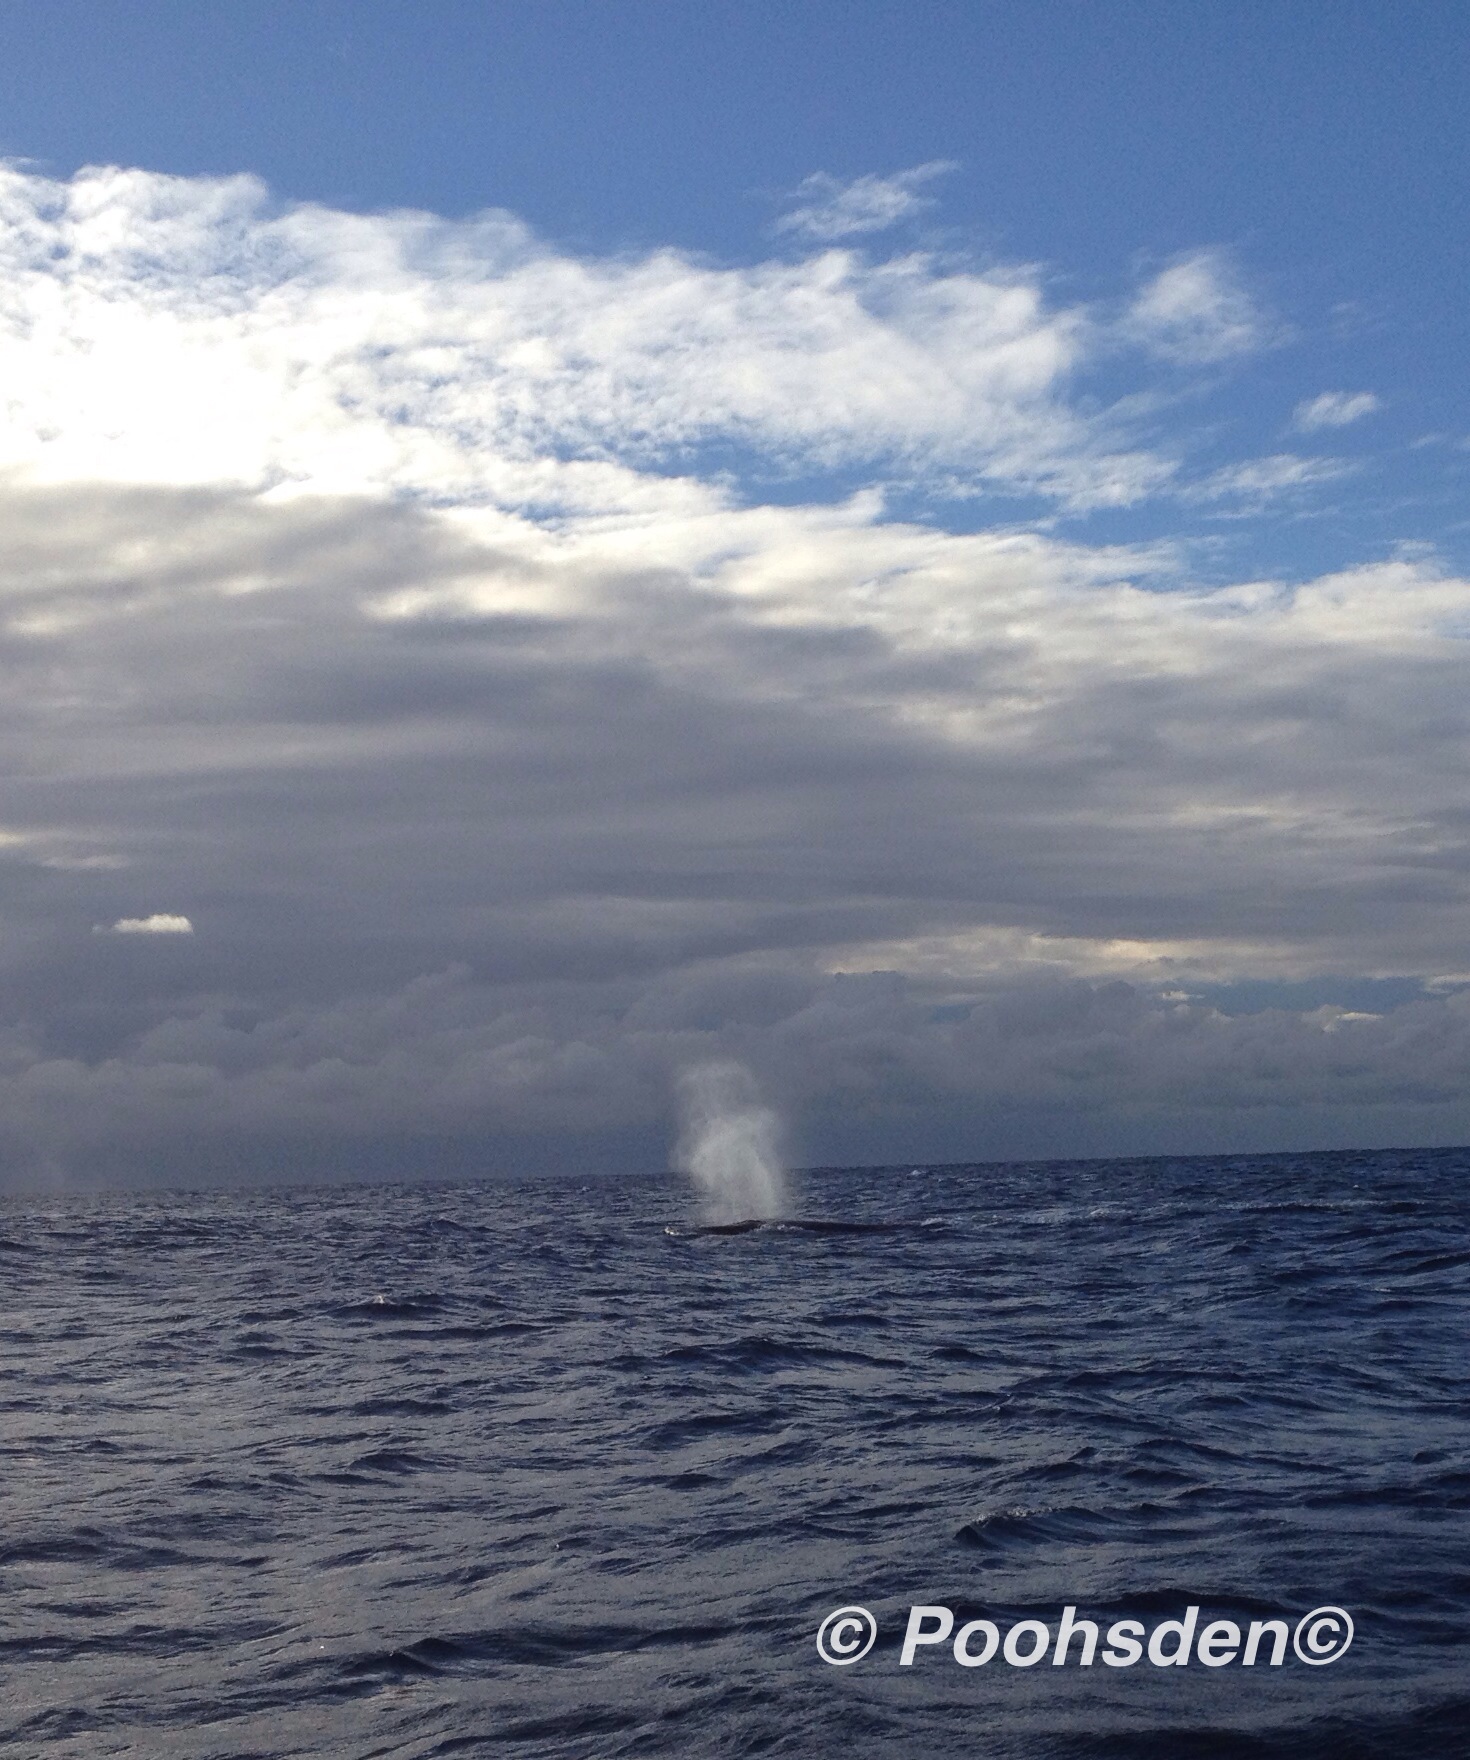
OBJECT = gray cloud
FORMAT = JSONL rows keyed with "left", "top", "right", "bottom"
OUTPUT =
{"left": 1, "top": 473, "right": 1469, "bottom": 1185}
{"left": 0, "top": 168, "right": 1466, "bottom": 1185}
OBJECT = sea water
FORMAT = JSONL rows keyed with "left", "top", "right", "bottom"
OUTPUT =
{"left": 2, "top": 1148, "right": 1467, "bottom": 1757}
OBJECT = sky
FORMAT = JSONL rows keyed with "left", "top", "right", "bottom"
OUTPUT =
{"left": 2, "top": 1, "right": 1470, "bottom": 1186}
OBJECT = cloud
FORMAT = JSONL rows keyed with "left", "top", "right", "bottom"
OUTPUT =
{"left": 10, "top": 963, "right": 1470, "bottom": 1184}
{"left": 100, "top": 914, "right": 194, "bottom": 934}
{"left": 1186, "top": 452, "right": 1352, "bottom": 511}
{"left": 0, "top": 164, "right": 1457, "bottom": 1183}
{"left": 0, "top": 160, "right": 1156, "bottom": 512}
{"left": 3, "top": 468, "right": 1470, "bottom": 1182}
{"left": 1124, "top": 251, "right": 1265, "bottom": 363}
{"left": 773, "top": 162, "right": 959, "bottom": 241}
{"left": 1293, "top": 390, "right": 1381, "bottom": 431}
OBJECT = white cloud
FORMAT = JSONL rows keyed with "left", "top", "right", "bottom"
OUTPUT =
{"left": 102, "top": 914, "right": 194, "bottom": 935}
{"left": 1124, "top": 251, "right": 1264, "bottom": 363}
{"left": 1187, "top": 452, "right": 1351, "bottom": 510}
{"left": 0, "top": 161, "right": 1169, "bottom": 513}
{"left": 773, "top": 162, "right": 958, "bottom": 241}
{"left": 1292, "top": 390, "right": 1381, "bottom": 431}
{"left": 0, "top": 162, "right": 1462, "bottom": 1180}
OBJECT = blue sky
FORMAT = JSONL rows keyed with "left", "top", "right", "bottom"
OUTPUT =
{"left": 4, "top": 2, "right": 1469, "bottom": 578}
{"left": 3, "top": 4, "right": 1470, "bottom": 1181}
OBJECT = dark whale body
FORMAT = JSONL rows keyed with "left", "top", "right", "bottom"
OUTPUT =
{"left": 666, "top": 1218, "right": 915, "bottom": 1237}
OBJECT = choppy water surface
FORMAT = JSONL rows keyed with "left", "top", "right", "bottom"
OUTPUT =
{"left": 3, "top": 1148, "right": 1468, "bottom": 1758}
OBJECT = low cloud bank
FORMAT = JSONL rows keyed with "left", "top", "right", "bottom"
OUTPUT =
{"left": 6, "top": 962, "right": 1470, "bottom": 1186}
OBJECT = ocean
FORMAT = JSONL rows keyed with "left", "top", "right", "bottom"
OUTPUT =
{"left": 2, "top": 1147, "right": 1467, "bottom": 1758}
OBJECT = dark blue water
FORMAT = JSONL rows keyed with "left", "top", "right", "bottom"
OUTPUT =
{"left": 2, "top": 1148, "right": 1468, "bottom": 1758}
